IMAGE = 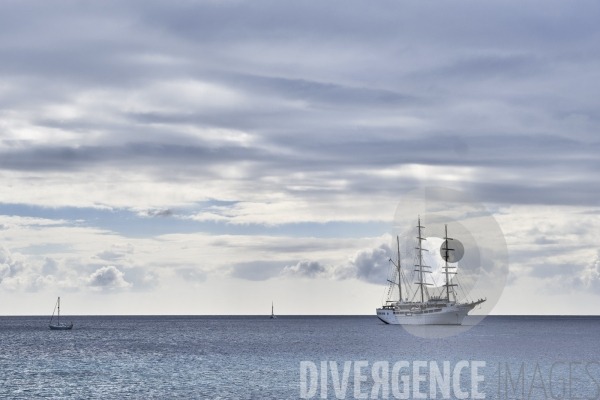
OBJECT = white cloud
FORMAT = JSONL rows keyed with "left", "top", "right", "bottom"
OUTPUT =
{"left": 580, "top": 250, "right": 600, "bottom": 293}
{"left": 87, "top": 266, "right": 131, "bottom": 291}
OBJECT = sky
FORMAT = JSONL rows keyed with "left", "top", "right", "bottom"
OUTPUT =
{"left": 1, "top": 0, "right": 600, "bottom": 315}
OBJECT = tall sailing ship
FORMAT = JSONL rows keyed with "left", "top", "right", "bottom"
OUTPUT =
{"left": 376, "top": 217, "right": 485, "bottom": 325}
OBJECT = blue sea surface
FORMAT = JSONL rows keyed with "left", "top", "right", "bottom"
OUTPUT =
{"left": 1, "top": 316, "right": 599, "bottom": 399}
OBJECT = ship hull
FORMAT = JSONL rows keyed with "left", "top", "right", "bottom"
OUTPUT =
{"left": 49, "top": 325, "right": 72, "bottom": 330}
{"left": 376, "top": 305, "right": 473, "bottom": 325}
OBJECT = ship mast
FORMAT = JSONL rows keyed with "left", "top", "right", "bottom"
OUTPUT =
{"left": 396, "top": 235, "right": 402, "bottom": 302}
{"left": 443, "top": 224, "right": 458, "bottom": 303}
{"left": 416, "top": 217, "right": 427, "bottom": 303}
{"left": 387, "top": 236, "right": 403, "bottom": 303}
{"left": 444, "top": 226, "right": 451, "bottom": 302}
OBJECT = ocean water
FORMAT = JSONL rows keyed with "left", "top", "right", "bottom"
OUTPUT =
{"left": 1, "top": 315, "right": 599, "bottom": 399}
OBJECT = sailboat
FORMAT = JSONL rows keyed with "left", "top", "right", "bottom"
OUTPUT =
{"left": 376, "top": 217, "right": 485, "bottom": 325}
{"left": 270, "top": 301, "right": 276, "bottom": 319}
{"left": 49, "top": 297, "right": 73, "bottom": 330}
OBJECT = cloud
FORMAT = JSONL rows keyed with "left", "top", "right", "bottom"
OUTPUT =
{"left": 230, "top": 241, "right": 396, "bottom": 284}
{"left": 122, "top": 266, "right": 159, "bottom": 291}
{"left": 335, "top": 243, "right": 393, "bottom": 284}
{"left": 176, "top": 268, "right": 207, "bottom": 282}
{"left": 0, "top": 245, "right": 14, "bottom": 267}
{"left": 542, "top": 250, "right": 600, "bottom": 295}
{"left": 27, "top": 274, "right": 56, "bottom": 293}
{"left": 0, "top": 245, "right": 49, "bottom": 292}
{"left": 92, "top": 243, "right": 134, "bottom": 261}
{"left": 0, "top": 245, "right": 26, "bottom": 286}
{"left": 281, "top": 260, "right": 328, "bottom": 278}
{"left": 141, "top": 209, "right": 174, "bottom": 218}
{"left": 0, "top": 0, "right": 598, "bottom": 221}
{"left": 87, "top": 266, "right": 131, "bottom": 291}
{"left": 42, "top": 257, "right": 58, "bottom": 276}
{"left": 230, "top": 261, "right": 287, "bottom": 281}
{"left": 533, "top": 236, "right": 558, "bottom": 245}
{"left": 579, "top": 250, "right": 600, "bottom": 293}
{"left": 0, "top": 263, "right": 10, "bottom": 280}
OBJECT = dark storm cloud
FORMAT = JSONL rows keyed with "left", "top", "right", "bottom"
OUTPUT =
{"left": 1, "top": 0, "right": 600, "bottom": 209}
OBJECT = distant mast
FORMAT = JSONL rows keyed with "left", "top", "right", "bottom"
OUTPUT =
{"left": 270, "top": 301, "right": 276, "bottom": 319}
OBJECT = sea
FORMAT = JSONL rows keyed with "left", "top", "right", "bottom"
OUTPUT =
{"left": 1, "top": 315, "right": 599, "bottom": 399}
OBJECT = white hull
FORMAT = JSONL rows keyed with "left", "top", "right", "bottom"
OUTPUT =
{"left": 376, "top": 303, "right": 476, "bottom": 325}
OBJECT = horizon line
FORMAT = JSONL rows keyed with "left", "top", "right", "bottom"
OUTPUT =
{"left": 1, "top": 314, "right": 599, "bottom": 317}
